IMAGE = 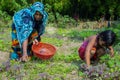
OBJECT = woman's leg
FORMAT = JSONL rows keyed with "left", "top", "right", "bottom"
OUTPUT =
{"left": 10, "top": 23, "right": 21, "bottom": 60}
{"left": 27, "top": 30, "right": 40, "bottom": 57}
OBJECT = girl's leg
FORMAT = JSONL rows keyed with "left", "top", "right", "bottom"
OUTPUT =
{"left": 78, "top": 47, "right": 86, "bottom": 60}
{"left": 91, "top": 47, "right": 105, "bottom": 61}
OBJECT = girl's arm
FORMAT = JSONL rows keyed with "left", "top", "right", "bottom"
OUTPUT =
{"left": 108, "top": 46, "right": 114, "bottom": 57}
{"left": 85, "top": 36, "right": 96, "bottom": 67}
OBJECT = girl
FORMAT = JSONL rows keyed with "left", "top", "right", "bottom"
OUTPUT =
{"left": 78, "top": 30, "right": 116, "bottom": 67}
{"left": 10, "top": 2, "right": 48, "bottom": 62}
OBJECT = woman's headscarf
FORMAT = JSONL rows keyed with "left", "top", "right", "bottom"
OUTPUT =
{"left": 13, "top": 2, "right": 48, "bottom": 47}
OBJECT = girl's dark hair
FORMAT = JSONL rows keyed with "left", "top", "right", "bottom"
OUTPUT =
{"left": 98, "top": 30, "right": 116, "bottom": 46}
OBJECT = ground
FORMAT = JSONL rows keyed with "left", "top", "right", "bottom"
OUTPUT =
{"left": 0, "top": 51, "right": 9, "bottom": 64}
{"left": 1, "top": 21, "right": 119, "bottom": 79}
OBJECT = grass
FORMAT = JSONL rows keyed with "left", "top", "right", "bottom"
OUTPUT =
{"left": 0, "top": 22, "right": 120, "bottom": 79}
{"left": 0, "top": 27, "right": 11, "bottom": 51}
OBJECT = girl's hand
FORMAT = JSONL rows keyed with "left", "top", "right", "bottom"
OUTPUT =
{"left": 20, "top": 54, "right": 28, "bottom": 62}
{"left": 110, "top": 53, "right": 114, "bottom": 57}
{"left": 109, "top": 46, "right": 114, "bottom": 57}
{"left": 33, "top": 39, "right": 38, "bottom": 45}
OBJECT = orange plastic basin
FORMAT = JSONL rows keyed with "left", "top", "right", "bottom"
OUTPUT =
{"left": 32, "top": 42, "right": 56, "bottom": 60}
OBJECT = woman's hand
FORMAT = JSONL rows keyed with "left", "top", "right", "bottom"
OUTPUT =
{"left": 33, "top": 39, "right": 39, "bottom": 45}
{"left": 20, "top": 54, "right": 28, "bottom": 62}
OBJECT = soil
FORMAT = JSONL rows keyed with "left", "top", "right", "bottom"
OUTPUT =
{"left": 0, "top": 51, "right": 10, "bottom": 64}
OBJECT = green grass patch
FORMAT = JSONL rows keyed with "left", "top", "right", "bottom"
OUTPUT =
{"left": 42, "top": 37, "right": 63, "bottom": 47}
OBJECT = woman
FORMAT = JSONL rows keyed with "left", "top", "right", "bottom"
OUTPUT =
{"left": 10, "top": 2, "right": 48, "bottom": 62}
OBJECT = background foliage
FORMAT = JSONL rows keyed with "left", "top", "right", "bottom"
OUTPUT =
{"left": 0, "top": 0, "right": 120, "bottom": 21}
